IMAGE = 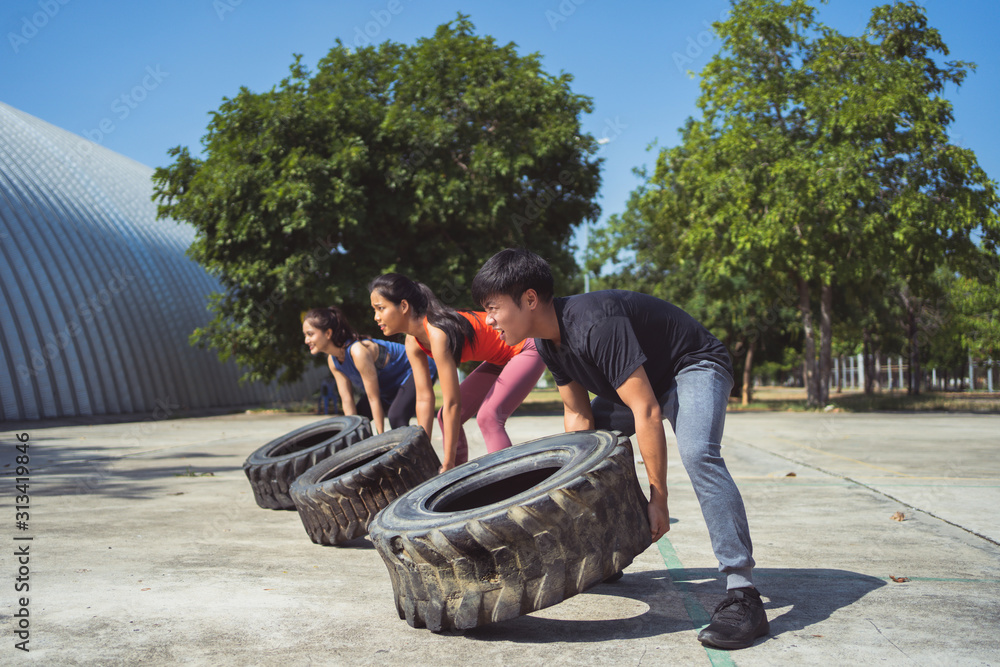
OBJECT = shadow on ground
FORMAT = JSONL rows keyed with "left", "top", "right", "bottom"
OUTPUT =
{"left": 9, "top": 446, "right": 245, "bottom": 500}
{"left": 465, "top": 568, "right": 885, "bottom": 644}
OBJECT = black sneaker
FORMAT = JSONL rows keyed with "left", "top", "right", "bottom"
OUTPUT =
{"left": 697, "top": 587, "right": 769, "bottom": 649}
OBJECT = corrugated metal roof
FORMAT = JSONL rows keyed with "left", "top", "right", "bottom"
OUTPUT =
{"left": 0, "top": 102, "right": 322, "bottom": 421}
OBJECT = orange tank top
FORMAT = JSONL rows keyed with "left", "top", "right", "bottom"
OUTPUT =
{"left": 416, "top": 312, "right": 525, "bottom": 366}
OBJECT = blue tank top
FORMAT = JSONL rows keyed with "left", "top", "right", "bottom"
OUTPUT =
{"left": 333, "top": 339, "right": 432, "bottom": 404}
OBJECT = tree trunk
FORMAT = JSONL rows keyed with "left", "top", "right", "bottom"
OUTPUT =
{"left": 798, "top": 276, "right": 820, "bottom": 407}
{"left": 863, "top": 329, "right": 875, "bottom": 395}
{"left": 818, "top": 281, "right": 832, "bottom": 405}
{"left": 742, "top": 337, "right": 756, "bottom": 406}
{"left": 908, "top": 306, "right": 921, "bottom": 395}
{"left": 874, "top": 348, "right": 882, "bottom": 393}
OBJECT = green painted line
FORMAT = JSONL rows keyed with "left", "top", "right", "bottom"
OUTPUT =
{"left": 665, "top": 568, "right": 1000, "bottom": 585}
{"left": 873, "top": 484, "right": 1000, "bottom": 489}
{"left": 738, "top": 481, "right": 1000, "bottom": 489}
{"left": 657, "top": 538, "right": 738, "bottom": 667}
{"left": 877, "top": 576, "right": 1000, "bottom": 584}
{"left": 656, "top": 535, "right": 687, "bottom": 571}
{"left": 736, "top": 481, "right": 855, "bottom": 486}
{"left": 746, "top": 571, "right": 1000, "bottom": 584}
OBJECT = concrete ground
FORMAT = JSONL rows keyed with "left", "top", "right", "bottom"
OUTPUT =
{"left": 1, "top": 409, "right": 998, "bottom": 666}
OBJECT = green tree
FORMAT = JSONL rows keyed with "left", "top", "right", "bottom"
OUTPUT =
{"left": 152, "top": 16, "right": 601, "bottom": 383}
{"left": 951, "top": 251, "right": 1000, "bottom": 362}
{"left": 591, "top": 124, "right": 798, "bottom": 404}
{"left": 849, "top": 3, "right": 999, "bottom": 393}
{"left": 594, "top": 0, "right": 998, "bottom": 406}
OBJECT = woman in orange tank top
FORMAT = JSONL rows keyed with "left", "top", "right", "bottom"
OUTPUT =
{"left": 369, "top": 273, "right": 546, "bottom": 472}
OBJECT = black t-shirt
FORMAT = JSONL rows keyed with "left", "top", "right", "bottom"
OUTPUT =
{"left": 535, "top": 290, "right": 732, "bottom": 405}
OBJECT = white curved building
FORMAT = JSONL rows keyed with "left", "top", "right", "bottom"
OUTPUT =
{"left": 0, "top": 102, "right": 321, "bottom": 421}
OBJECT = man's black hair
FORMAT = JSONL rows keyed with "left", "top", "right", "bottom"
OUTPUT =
{"left": 472, "top": 248, "right": 554, "bottom": 307}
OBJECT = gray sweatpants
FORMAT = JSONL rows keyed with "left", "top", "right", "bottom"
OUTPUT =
{"left": 591, "top": 359, "right": 755, "bottom": 590}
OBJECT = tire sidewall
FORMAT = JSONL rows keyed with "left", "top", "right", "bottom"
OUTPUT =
{"left": 370, "top": 430, "right": 624, "bottom": 533}
{"left": 290, "top": 426, "right": 425, "bottom": 494}
{"left": 245, "top": 415, "right": 369, "bottom": 466}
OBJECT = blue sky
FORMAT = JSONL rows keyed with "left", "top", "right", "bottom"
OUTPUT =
{"left": 3, "top": 0, "right": 998, "bottom": 261}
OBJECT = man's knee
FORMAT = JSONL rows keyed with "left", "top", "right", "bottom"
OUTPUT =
{"left": 676, "top": 440, "right": 724, "bottom": 470}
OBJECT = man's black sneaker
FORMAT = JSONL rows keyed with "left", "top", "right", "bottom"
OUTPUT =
{"left": 697, "top": 587, "right": 769, "bottom": 650}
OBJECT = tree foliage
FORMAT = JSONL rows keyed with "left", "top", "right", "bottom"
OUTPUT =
{"left": 950, "top": 252, "right": 1000, "bottom": 360}
{"left": 593, "top": 0, "right": 999, "bottom": 405}
{"left": 152, "top": 16, "right": 601, "bottom": 383}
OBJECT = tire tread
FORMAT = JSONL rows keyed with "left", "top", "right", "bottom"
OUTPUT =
{"left": 290, "top": 427, "right": 439, "bottom": 545}
{"left": 371, "top": 432, "right": 652, "bottom": 631}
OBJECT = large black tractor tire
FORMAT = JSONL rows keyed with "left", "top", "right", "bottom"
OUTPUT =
{"left": 290, "top": 426, "right": 441, "bottom": 545}
{"left": 243, "top": 416, "right": 372, "bottom": 510}
{"left": 368, "top": 430, "right": 652, "bottom": 632}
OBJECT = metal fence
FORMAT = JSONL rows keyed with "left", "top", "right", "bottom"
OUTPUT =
{"left": 832, "top": 355, "right": 996, "bottom": 393}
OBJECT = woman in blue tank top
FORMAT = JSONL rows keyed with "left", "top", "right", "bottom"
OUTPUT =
{"left": 303, "top": 306, "right": 435, "bottom": 433}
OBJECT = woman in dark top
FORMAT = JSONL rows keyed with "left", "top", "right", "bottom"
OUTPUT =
{"left": 303, "top": 306, "right": 433, "bottom": 434}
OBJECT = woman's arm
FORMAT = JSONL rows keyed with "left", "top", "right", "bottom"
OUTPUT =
{"left": 328, "top": 357, "right": 357, "bottom": 416}
{"left": 405, "top": 335, "right": 436, "bottom": 438}
{"left": 428, "top": 325, "right": 462, "bottom": 472}
{"left": 352, "top": 342, "right": 386, "bottom": 434}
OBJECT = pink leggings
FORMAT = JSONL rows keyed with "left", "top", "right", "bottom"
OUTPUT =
{"left": 436, "top": 338, "right": 547, "bottom": 464}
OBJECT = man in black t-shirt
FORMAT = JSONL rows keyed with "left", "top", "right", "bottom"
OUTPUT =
{"left": 472, "top": 248, "right": 769, "bottom": 650}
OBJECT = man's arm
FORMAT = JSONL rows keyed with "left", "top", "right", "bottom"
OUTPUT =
{"left": 557, "top": 381, "right": 594, "bottom": 432}
{"left": 616, "top": 365, "right": 670, "bottom": 542}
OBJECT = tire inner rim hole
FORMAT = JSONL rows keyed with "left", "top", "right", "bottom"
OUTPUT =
{"left": 272, "top": 428, "right": 343, "bottom": 456}
{"left": 318, "top": 448, "right": 391, "bottom": 483}
{"left": 432, "top": 467, "right": 562, "bottom": 512}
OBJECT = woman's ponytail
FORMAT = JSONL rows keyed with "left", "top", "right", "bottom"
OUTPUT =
{"left": 420, "top": 282, "right": 474, "bottom": 363}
